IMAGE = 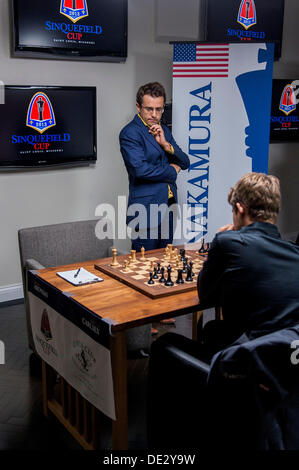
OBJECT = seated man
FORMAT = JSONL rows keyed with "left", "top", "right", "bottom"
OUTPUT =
{"left": 198, "top": 172, "right": 299, "bottom": 355}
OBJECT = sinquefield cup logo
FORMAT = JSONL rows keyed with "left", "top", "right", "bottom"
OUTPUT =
{"left": 279, "top": 84, "right": 296, "bottom": 116}
{"left": 41, "top": 308, "right": 53, "bottom": 341}
{"left": 60, "top": 0, "right": 89, "bottom": 23}
{"left": 237, "top": 0, "right": 257, "bottom": 30}
{"left": 26, "top": 92, "right": 56, "bottom": 134}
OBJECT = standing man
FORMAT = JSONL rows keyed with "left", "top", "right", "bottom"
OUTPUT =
{"left": 197, "top": 172, "right": 299, "bottom": 353}
{"left": 119, "top": 82, "right": 190, "bottom": 252}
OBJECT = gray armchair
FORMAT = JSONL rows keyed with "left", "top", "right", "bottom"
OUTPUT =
{"left": 18, "top": 219, "right": 151, "bottom": 355}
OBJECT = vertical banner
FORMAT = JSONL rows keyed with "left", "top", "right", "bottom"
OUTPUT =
{"left": 172, "top": 42, "right": 274, "bottom": 244}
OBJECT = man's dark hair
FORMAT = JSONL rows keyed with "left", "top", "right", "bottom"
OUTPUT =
{"left": 136, "top": 82, "right": 166, "bottom": 106}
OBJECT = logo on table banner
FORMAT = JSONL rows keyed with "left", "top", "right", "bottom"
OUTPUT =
{"left": 41, "top": 308, "right": 52, "bottom": 341}
{"left": 35, "top": 308, "right": 58, "bottom": 356}
{"left": 72, "top": 340, "right": 96, "bottom": 374}
{"left": 60, "top": 0, "right": 88, "bottom": 23}
{"left": 237, "top": 0, "right": 257, "bottom": 29}
{"left": 279, "top": 85, "right": 296, "bottom": 116}
{"left": 26, "top": 92, "right": 56, "bottom": 134}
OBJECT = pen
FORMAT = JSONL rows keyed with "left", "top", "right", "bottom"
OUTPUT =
{"left": 74, "top": 268, "right": 81, "bottom": 278}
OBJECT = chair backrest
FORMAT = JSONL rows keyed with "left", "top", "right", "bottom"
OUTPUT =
{"left": 18, "top": 219, "right": 113, "bottom": 274}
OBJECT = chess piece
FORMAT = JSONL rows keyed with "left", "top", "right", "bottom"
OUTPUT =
{"left": 159, "top": 267, "right": 166, "bottom": 283}
{"left": 185, "top": 266, "right": 193, "bottom": 282}
{"left": 152, "top": 267, "right": 159, "bottom": 279}
{"left": 128, "top": 256, "right": 132, "bottom": 266}
{"left": 156, "top": 262, "right": 162, "bottom": 274}
{"left": 148, "top": 272, "right": 155, "bottom": 285}
{"left": 140, "top": 246, "right": 146, "bottom": 261}
{"left": 110, "top": 248, "right": 120, "bottom": 267}
{"left": 150, "top": 261, "right": 154, "bottom": 271}
{"left": 165, "top": 266, "right": 174, "bottom": 287}
{"left": 189, "top": 260, "right": 195, "bottom": 277}
{"left": 199, "top": 239, "right": 205, "bottom": 254}
{"left": 182, "top": 261, "right": 187, "bottom": 274}
{"left": 122, "top": 260, "right": 129, "bottom": 272}
{"left": 176, "top": 269, "right": 184, "bottom": 284}
{"left": 131, "top": 249, "right": 137, "bottom": 263}
{"left": 180, "top": 248, "right": 186, "bottom": 262}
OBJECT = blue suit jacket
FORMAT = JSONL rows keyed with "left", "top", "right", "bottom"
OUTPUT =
{"left": 119, "top": 115, "right": 190, "bottom": 225}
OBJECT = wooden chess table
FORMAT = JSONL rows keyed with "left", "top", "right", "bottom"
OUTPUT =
{"left": 31, "top": 245, "right": 205, "bottom": 450}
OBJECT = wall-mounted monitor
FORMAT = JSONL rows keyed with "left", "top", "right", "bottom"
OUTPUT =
{"left": 270, "top": 79, "right": 299, "bottom": 143}
{"left": 12, "top": 0, "right": 127, "bottom": 62}
{"left": 204, "top": 0, "right": 285, "bottom": 60}
{"left": 0, "top": 85, "right": 97, "bottom": 169}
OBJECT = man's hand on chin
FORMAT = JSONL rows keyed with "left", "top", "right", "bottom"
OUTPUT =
{"left": 217, "top": 224, "right": 235, "bottom": 233}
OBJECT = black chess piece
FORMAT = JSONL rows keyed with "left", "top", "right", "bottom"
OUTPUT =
{"left": 182, "top": 261, "right": 187, "bottom": 274}
{"left": 199, "top": 239, "right": 205, "bottom": 254}
{"left": 189, "top": 260, "right": 195, "bottom": 277}
{"left": 156, "top": 262, "right": 161, "bottom": 274}
{"left": 159, "top": 266, "right": 166, "bottom": 283}
{"left": 176, "top": 269, "right": 184, "bottom": 284}
{"left": 185, "top": 266, "right": 193, "bottom": 282}
{"left": 153, "top": 267, "right": 159, "bottom": 279}
{"left": 148, "top": 272, "right": 155, "bottom": 284}
{"left": 165, "top": 266, "right": 174, "bottom": 287}
{"left": 180, "top": 249, "right": 186, "bottom": 262}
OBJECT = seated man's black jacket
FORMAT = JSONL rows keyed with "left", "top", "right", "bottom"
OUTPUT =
{"left": 198, "top": 221, "right": 299, "bottom": 341}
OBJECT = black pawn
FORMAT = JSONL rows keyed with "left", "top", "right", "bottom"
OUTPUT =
{"left": 152, "top": 267, "right": 159, "bottom": 279}
{"left": 148, "top": 272, "right": 155, "bottom": 285}
{"left": 159, "top": 267, "right": 166, "bottom": 283}
{"left": 185, "top": 266, "right": 193, "bottom": 282}
{"left": 180, "top": 248, "right": 186, "bottom": 262}
{"left": 165, "top": 266, "right": 174, "bottom": 287}
{"left": 156, "top": 262, "right": 161, "bottom": 274}
{"left": 176, "top": 269, "right": 184, "bottom": 284}
{"left": 199, "top": 239, "right": 205, "bottom": 254}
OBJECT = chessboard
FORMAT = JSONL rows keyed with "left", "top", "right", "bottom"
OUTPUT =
{"left": 94, "top": 245, "right": 208, "bottom": 299}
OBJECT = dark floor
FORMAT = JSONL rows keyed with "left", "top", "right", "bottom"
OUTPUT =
{"left": 0, "top": 300, "right": 194, "bottom": 450}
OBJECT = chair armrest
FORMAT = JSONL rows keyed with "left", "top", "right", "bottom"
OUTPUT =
{"left": 25, "top": 258, "right": 46, "bottom": 271}
{"left": 148, "top": 332, "right": 210, "bottom": 448}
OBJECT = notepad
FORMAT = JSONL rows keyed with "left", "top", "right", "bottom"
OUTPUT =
{"left": 56, "top": 267, "right": 104, "bottom": 286}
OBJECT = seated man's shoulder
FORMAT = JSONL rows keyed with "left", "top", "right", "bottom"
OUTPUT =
{"left": 215, "top": 229, "right": 241, "bottom": 243}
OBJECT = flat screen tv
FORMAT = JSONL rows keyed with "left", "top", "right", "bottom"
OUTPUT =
{"left": 0, "top": 85, "right": 97, "bottom": 169}
{"left": 270, "top": 79, "right": 299, "bottom": 143}
{"left": 12, "top": 0, "right": 127, "bottom": 62}
{"left": 204, "top": 0, "right": 285, "bottom": 60}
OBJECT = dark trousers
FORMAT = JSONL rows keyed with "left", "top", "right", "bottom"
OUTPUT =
{"left": 131, "top": 200, "right": 174, "bottom": 252}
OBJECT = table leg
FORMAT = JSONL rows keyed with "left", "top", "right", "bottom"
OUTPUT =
{"left": 110, "top": 331, "right": 128, "bottom": 450}
{"left": 41, "top": 359, "right": 56, "bottom": 417}
{"left": 192, "top": 311, "right": 203, "bottom": 340}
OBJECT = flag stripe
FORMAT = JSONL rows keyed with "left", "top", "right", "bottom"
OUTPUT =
{"left": 196, "top": 53, "right": 229, "bottom": 57}
{"left": 196, "top": 48, "right": 229, "bottom": 52}
{"left": 173, "top": 43, "right": 230, "bottom": 78}
{"left": 173, "top": 74, "right": 228, "bottom": 78}
{"left": 173, "top": 62, "right": 228, "bottom": 67}
{"left": 173, "top": 69, "right": 228, "bottom": 73}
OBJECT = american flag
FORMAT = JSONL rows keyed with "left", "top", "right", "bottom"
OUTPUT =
{"left": 173, "top": 43, "right": 229, "bottom": 78}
